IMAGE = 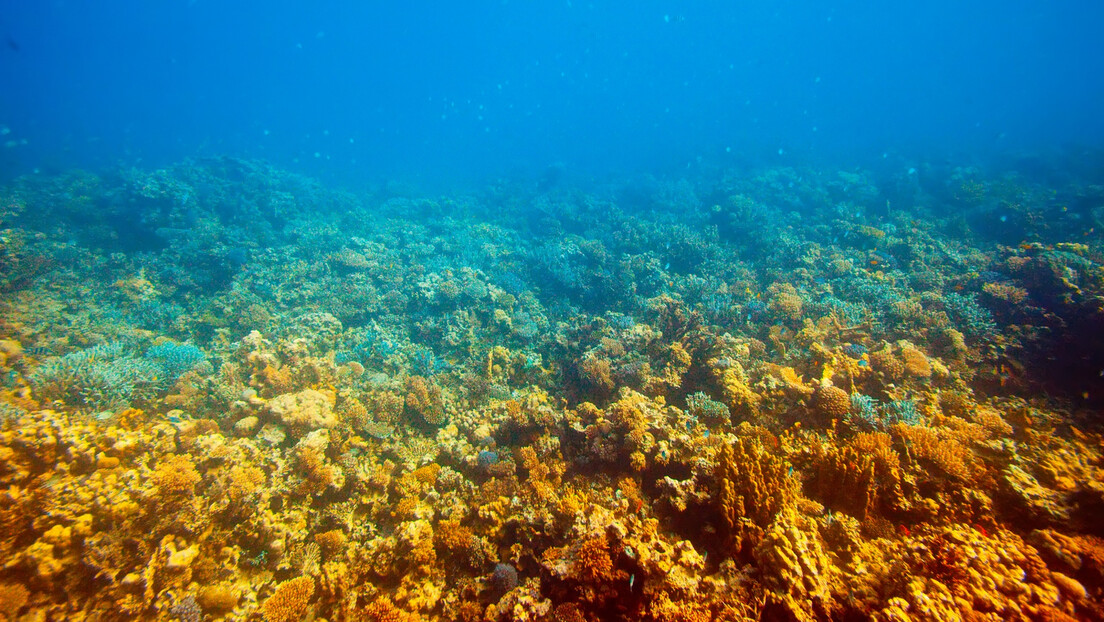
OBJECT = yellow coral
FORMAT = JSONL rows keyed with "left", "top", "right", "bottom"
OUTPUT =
{"left": 715, "top": 436, "right": 798, "bottom": 552}
{"left": 150, "top": 454, "right": 201, "bottom": 498}
{"left": 894, "top": 423, "right": 977, "bottom": 481}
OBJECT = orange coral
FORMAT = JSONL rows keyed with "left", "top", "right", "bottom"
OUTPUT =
{"left": 363, "top": 595, "right": 420, "bottom": 622}
{"left": 315, "top": 529, "right": 348, "bottom": 558}
{"left": 573, "top": 536, "right": 614, "bottom": 582}
{"left": 261, "top": 576, "right": 315, "bottom": 622}
{"left": 0, "top": 582, "right": 30, "bottom": 618}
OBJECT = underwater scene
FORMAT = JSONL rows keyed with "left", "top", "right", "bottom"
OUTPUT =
{"left": 3, "top": 2, "right": 1104, "bottom": 621}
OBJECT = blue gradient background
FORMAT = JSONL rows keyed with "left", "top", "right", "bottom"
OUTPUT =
{"left": 2, "top": 1, "right": 1103, "bottom": 185}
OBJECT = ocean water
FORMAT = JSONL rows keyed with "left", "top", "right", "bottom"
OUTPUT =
{"left": 1, "top": 2, "right": 1104, "bottom": 621}
{"left": 4, "top": 1, "right": 1104, "bottom": 182}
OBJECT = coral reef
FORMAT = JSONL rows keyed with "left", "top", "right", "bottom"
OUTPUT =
{"left": 0, "top": 158, "right": 1102, "bottom": 620}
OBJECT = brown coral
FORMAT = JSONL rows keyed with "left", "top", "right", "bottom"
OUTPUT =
{"left": 869, "top": 348, "right": 905, "bottom": 381}
{"left": 812, "top": 383, "right": 851, "bottom": 421}
{"left": 404, "top": 376, "right": 445, "bottom": 425}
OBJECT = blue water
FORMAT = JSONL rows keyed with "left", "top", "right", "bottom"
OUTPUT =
{"left": 3, "top": 1, "right": 1104, "bottom": 185}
